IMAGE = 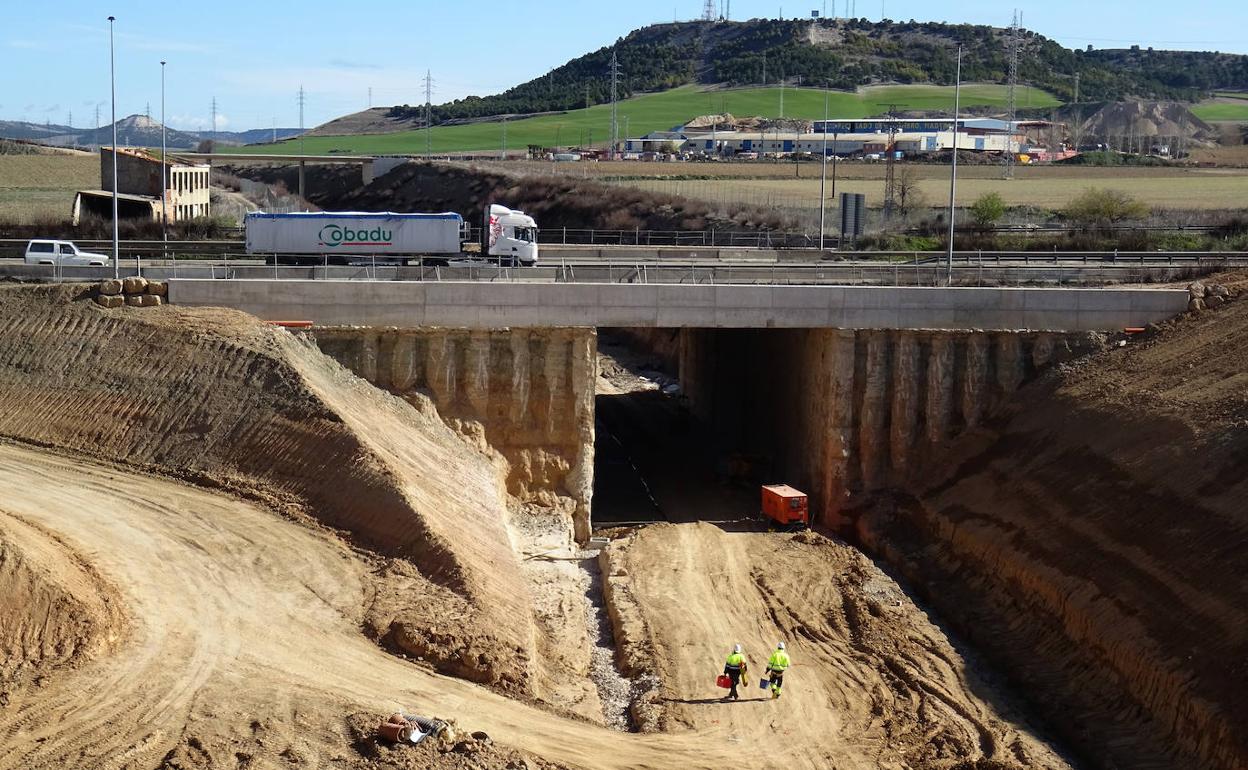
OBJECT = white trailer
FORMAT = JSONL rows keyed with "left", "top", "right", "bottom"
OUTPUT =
{"left": 245, "top": 211, "right": 464, "bottom": 265}
{"left": 245, "top": 207, "right": 539, "bottom": 266}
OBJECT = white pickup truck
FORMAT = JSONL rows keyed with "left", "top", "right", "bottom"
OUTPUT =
{"left": 24, "top": 240, "right": 111, "bottom": 266}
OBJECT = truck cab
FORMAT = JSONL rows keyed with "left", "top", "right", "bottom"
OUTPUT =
{"left": 486, "top": 204, "right": 539, "bottom": 266}
{"left": 24, "top": 240, "right": 111, "bottom": 266}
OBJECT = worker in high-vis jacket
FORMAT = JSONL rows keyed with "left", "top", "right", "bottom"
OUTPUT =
{"left": 766, "top": 642, "right": 790, "bottom": 699}
{"left": 723, "top": 644, "right": 748, "bottom": 700}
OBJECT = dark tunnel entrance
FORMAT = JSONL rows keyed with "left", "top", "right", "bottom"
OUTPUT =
{"left": 591, "top": 329, "right": 765, "bottom": 529}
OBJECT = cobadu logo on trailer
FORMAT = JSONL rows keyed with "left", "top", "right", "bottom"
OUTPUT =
{"left": 317, "top": 223, "right": 393, "bottom": 248}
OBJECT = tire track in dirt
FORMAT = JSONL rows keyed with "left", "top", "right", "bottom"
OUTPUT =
{"left": 0, "top": 442, "right": 825, "bottom": 770}
{"left": 601, "top": 523, "right": 1073, "bottom": 770}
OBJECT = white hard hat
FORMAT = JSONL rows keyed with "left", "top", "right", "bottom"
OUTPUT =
{"left": 733, "top": 644, "right": 742, "bottom": 653}
{"left": 777, "top": 642, "right": 786, "bottom": 650}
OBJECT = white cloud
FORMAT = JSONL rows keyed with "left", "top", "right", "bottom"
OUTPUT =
{"left": 169, "top": 113, "right": 230, "bottom": 131}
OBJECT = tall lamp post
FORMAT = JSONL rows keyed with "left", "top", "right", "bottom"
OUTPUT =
{"left": 946, "top": 45, "right": 962, "bottom": 286}
{"left": 108, "top": 15, "right": 119, "bottom": 279}
{"left": 160, "top": 60, "right": 167, "bottom": 263}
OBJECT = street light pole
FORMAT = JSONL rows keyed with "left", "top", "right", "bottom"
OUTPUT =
{"left": 946, "top": 45, "right": 962, "bottom": 286}
{"left": 108, "top": 15, "right": 118, "bottom": 279}
{"left": 819, "top": 89, "right": 828, "bottom": 250}
{"left": 160, "top": 60, "right": 167, "bottom": 264}
{"left": 831, "top": 130, "right": 839, "bottom": 247}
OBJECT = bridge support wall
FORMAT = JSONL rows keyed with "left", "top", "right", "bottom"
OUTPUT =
{"left": 312, "top": 326, "right": 597, "bottom": 539}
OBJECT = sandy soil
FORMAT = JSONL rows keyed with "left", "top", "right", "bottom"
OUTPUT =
{"left": 0, "top": 285, "right": 1082, "bottom": 769}
{"left": 0, "top": 441, "right": 1070, "bottom": 770}
{"left": 0, "top": 442, "right": 615, "bottom": 769}
{"left": 602, "top": 523, "right": 1071, "bottom": 770}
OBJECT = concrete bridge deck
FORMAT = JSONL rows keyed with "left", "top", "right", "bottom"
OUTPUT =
{"left": 168, "top": 278, "right": 1188, "bottom": 331}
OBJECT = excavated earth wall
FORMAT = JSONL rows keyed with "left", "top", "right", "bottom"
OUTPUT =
{"left": 311, "top": 327, "right": 597, "bottom": 539}
{"left": 856, "top": 288, "right": 1248, "bottom": 770}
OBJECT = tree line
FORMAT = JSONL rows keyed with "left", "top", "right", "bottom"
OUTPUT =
{"left": 386, "top": 19, "right": 1248, "bottom": 124}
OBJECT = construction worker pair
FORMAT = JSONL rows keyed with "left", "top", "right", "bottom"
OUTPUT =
{"left": 723, "top": 642, "right": 789, "bottom": 700}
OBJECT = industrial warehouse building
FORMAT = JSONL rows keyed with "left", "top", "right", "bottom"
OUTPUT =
{"left": 73, "top": 148, "right": 211, "bottom": 224}
{"left": 668, "top": 129, "right": 1017, "bottom": 155}
{"left": 624, "top": 116, "right": 1041, "bottom": 158}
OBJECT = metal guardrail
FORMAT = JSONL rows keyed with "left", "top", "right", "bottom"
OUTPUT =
{"left": 4, "top": 258, "right": 1236, "bottom": 288}
{"left": 4, "top": 237, "right": 1248, "bottom": 266}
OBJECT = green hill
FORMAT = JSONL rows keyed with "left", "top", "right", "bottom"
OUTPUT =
{"left": 385, "top": 18, "right": 1248, "bottom": 124}
{"left": 234, "top": 82, "right": 1057, "bottom": 156}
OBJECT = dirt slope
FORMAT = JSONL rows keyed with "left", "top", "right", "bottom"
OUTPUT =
{"left": 0, "top": 285, "right": 531, "bottom": 690}
{"left": 859, "top": 277, "right": 1248, "bottom": 770}
{"left": 0, "top": 441, "right": 964, "bottom": 770}
{"left": 0, "top": 444, "right": 1074, "bottom": 770}
{"left": 602, "top": 523, "right": 1070, "bottom": 770}
{"left": 0, "top": 512, "right": 125, "bottom": 703}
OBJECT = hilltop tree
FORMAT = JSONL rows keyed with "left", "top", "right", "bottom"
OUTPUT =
{"left": 384, "top": 19, "right": 1248, "bottom": 126}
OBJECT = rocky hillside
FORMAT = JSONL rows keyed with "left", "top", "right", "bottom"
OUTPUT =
{"left": 388, "top": 18, "right": 1248, "bottom": 124}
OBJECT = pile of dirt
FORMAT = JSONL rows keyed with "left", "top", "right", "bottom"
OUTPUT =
{"left": 0, "top": 284, "right": 533, "bottom": 693}
{"left": 229, "top": 161, "right": 796, "bottom": 232}
{"left": 1080, "top": 101, "right": 1216, "bottom": 141}
{"left": 858, "top": 274, "right": 1248, "bottom": 769}
{"left": 600, "top": 522, "right": 1071, "bottom": 768}
{"left": 0, "top": 512, "right": 125, "bottom": 704}
{"left": 682, "top": 113, "right": 736, "bottom": 131}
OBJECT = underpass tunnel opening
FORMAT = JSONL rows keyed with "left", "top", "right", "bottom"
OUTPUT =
{"left": 592, "top": 326, "right": 1080, "bottom": 534}
{"left": 593, "top": 328, "right": 798, "bottom": 530}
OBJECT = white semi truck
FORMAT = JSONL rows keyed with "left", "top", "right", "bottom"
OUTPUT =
{"left": 245, "top": 205, "right": 538, "bottom": 266}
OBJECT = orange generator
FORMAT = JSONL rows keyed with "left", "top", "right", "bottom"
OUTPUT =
{"left": 760, "top": 484, "right": 809, "bottom": 528}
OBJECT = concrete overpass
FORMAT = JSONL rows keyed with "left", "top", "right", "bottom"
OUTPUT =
{"left": 168, "top": 278, "right": 1188, "bottom": 331}
{"left": 173, "top": 152, "right": 409, "bottom": 194}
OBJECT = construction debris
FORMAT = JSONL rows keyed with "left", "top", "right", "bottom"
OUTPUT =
{"left": 376, "top": 711, "right": 449, "bottom": 746}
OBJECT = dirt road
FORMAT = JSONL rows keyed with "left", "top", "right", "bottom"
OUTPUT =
{"left": 0, "top": 442, "right": 841, "bottom": 769}
{"left": 604, "top": 523, "right": 1072, "bottom": 770}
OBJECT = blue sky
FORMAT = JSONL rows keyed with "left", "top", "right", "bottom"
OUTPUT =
{"left": 3, "top": 0, "right": 1245, "bottom": 131}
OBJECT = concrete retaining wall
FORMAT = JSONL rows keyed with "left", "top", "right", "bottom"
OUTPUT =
{"left": 313, "top": 326, "right": 597, "bottom": 539}
{"left": 168, "top": 278, "right": 1188, "bottom": 331}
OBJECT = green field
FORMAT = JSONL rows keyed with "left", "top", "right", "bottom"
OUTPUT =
{"left": 1192, "top": 101, "right": 1248, "bottom": 121}
{"left": 232, "top": 83, "right": 1059, "bottom": 157}
{"left": 0, "top": 155, "right": 98, "bottom": 224}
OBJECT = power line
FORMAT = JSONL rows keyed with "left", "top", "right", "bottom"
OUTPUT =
{"left": 297, "top": 86, "right": 306, "bottom": 198}
{"left": 424, "top": 69, "right": 434, "bottom": 158}
{"left": 1004, "top": 9, "right": 1020, "bottom": 179}
{"left": 609, "top": 50, "right": 621, "bottom": 159}
{"left": 883, "top": 103, "right": 899, "bottom": 218}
